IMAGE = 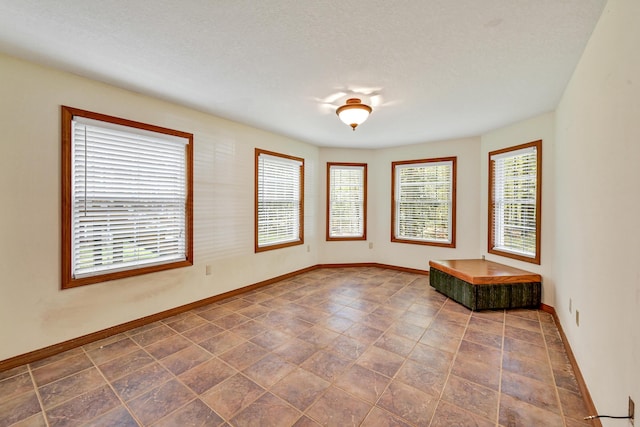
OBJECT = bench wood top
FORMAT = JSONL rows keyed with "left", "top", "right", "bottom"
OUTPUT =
{"left": 429, "top": 259, "right": 541, "bottom": 285}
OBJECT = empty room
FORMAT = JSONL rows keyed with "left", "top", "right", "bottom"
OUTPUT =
{"left": 0, "top": 0, "right": 638, "bottom": 426}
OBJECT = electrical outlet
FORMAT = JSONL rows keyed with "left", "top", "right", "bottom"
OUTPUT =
{"left": 576, "top": 310, "right": 580, "bottom": 327}
{"left": 205, "top": 265, "right": 211, "bottom": 276}
{"left": 369, "top": 242, "right": 373, "bottom": 249}
{"left": 629, "top": 396, "right": 635, "bottom": 425}
{"left": 569, "top": 298, "right": 572, "bottom": 313}
{"left": 306, "top": 245, "right": 310, "bottom": 252}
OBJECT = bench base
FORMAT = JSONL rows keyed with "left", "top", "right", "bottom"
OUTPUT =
{"left": 429, "top": 267, "right": 541, "bottom": 310}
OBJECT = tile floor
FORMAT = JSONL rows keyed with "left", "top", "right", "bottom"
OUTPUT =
{"left": 0, "top": 267, "right": 594, "bottom": 426}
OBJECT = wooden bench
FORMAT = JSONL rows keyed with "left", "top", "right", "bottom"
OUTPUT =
{"left": 429, "top": 259, "right": 542, "bottom": 310}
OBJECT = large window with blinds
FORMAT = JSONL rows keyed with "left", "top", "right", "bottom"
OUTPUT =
{"left": 327, "top": 163, "right": 367, "bottom": 240}
{"left": 488, "top": 140, "right": 541, "bottom": 264}
{"left": 61, "top": 106, "right": 193, "bottom": 289}
{"left": 392, "top": 157, "right": 456, "bottom": 247}
{"left": 255, "top": 149, "right": 304, "bottom": 252}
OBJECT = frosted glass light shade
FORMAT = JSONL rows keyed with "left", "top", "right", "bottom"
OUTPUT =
{"left": 336, "top": 98, "right": 372, "bottom": 131}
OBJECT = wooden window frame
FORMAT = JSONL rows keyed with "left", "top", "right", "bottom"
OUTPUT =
{"left": 326, "top": 162, "right": 367, "bottom": 241}
{"left": 391, "top": 157, "right": 457, "bottom": 247}
{"left": 61, "top": 106, "right": 194, "bottom": 289}
{"left": 488, "top": 140, "right": 542, "bottom": 264}
{"left": 254, "top": 148, "right": 305, "bottom": 252}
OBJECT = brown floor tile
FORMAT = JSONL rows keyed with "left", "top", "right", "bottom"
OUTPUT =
{"left": 130, "top": 324, "right": 176, "bottom": 347}
{"left": 503, "top": 336, "right": 549, "bottom": 362}
{"left": 316, "top": 314, "right": 355, "bottom": 333}
{"left": 201, "top": 373, "right": 265, "bottom": 419}
{"left": 212, "top": 312, "right": 251, "bottom": 329}
{"left": 85, "top": 405, "right": 139, "bottom": 427}
{"left": 110, "top": 362, "right": 172, "bottom": 401}
{"left": 374, "top": 332, "right": 416, "bottom": 357}
{"left": 0, "top": 365, "right": 28, "bottom": 382}
{"left": 408, "top": 342, "right": 454, "bottom": 372}
{"left": 377, "top": 380, "right": 438, "bottom": 426}
{"left": 98, "top": 349, "right": 155, "bottom": 382}
{"left": 127, "top": 379, "right": 195, "bottom": 425}
{"left": 178, "top": 357, "right": 237, "bottom": 395}
{"left": 501, "top": 370, "right": 561, "bottom": 414}
{"left": 361, "top": 406, "right": 413, "bottom": 427}
{"left": 395, "top": 359, "right": 448, "bottom": 396}
{"left": 10, "top": 412, "right": 48, "bottom": 427}
{"left": 0, "top": 372, "right": 35, "bottom": 404}
{"left": 45, "top": 385, "right": 120, "bottom": 427}
{"left": 218, "top": 341, "right": 268, "bottom": 371}
{"left": 271, "top": 368, "right": 330, "bottom": 411}
{"left": 502, "top": 351, "right": 554, "bottom": 385}
{"left": 28, "top": 348, "right": 85, "bottom": 370}
{"left": 154, "top": 398, "right": 224, "bottom": 427}
{"left": 499, "top": 392, "right": 564, "bottom": 426}
{"left": 300, "top": 350, "right": 351, "bottom": 382}
{"left": 0, "top": 267, "right": 595, "bottom": 427}
{"left": 430, "top": 400, "right": 495, "bottom": 427}
{"left": 0, "top": 392, "right": 41, "bottom": 427}
{"left": 199, "top": 330, "right": 246, "bottom": 355}
{"left": 419, "top": 328, "right": 461, "bottom": 354}
{"left": 273, "top": 338, "right": 317, "bottom": 364}
{"left": 451, "top": 354, "right": 501, "bottom": 391}
{"left": 250, "top": 330, "right": 293, "bottom": 351}
{"left": 467, "top": 315, "right": 505, "bottom": 335}
{"left": 292, "top": 415, "right": 322, "bottom": 427}
{"left": 32, "top": 353, "right": 94, "bottom": 386}
{"left": 457, "top": 339, "right": 502, "bottom": 368}
{"left": 229, "top": 319, "right": 270, "bottom": 340}
{"left": 243, "top": 353, "right": 297, "bottom": 387}
{"left": 297, "top": 326, "right": 339, "bottom": 349}
{"left": 161, "top": 345, "right": 212, "bottom": 375}
{"left": 356, "top": 346, "right": 405, "bottom": 377}
{"left": 463, "top": 327, "right": 503, "bottom": 349}
{"left": 306, "top": 386, "right": 371, "bottom": 426}
{"left": 441, "top": 374, "right": 499, "bottom": 421}
{"left": 145, "top": 334, "right": 192, "bottom": 359}
{"left": 165, "top": 313, "right": 209, "bottom": 333}
{"left": 85, "top": 337, "right": 140, "bottom": 365}
{"left": 558, "top": 387, "right": 591, "bottom": 422}
{"left": 230, "top": 392, "right": 301, "bottom": 427}
{"left": 38, "top": 367, "right": 106, "bottom": 409}
{"left": 334, "top": 363, "right": 391, "bottom": 404}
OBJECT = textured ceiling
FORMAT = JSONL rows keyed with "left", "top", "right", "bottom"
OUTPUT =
{"left": 0, "top": 1, "right": 606, "bottom": 148}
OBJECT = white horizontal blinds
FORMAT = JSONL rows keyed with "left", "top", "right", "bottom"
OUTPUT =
{"left": 329, "top": 165, "right": 365, "bottom": 238}
{"left": 71, "top": 117, "right": 188, "bottom": 278}
{"left": 491, "top": 146, "right": 537, "bottom": 257}
{"left": 396, "top": 160, "right": 453, "bottom": 243}
{"left": 257, "top": 153, "right": 302, "bottom": 247}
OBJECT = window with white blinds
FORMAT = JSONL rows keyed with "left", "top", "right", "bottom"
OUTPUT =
{"left": 489, "top": 140, "right": 541, "bottom": 264}
{"left": 255, "top": 149, "right": 304, "bottom": 251}
{"left": 327, "top": 163, "right": 367, "bottom": 240}
{"left": 61, "top": 106, "right": 193, "bottom": 288}
{"left": 392, "top": 157, "right": 456, "bottom": 247}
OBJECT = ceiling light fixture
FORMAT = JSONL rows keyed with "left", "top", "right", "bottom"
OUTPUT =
{"left": 336, "top": 98, "right": 372, "bottom": 131}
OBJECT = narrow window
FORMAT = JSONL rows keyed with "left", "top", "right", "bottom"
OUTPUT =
{"left": 255, "top": 149, "right": 304, "bottom": 252}
{"left": 61, "top": 106, "right": 193, "bottom": 288}
{"left": 392, "top": 157, "right": 456, "bottom": 247}
{"left": 489, "top": 140, "right": 541, "bottom": 264}
{"left": 327, "top": 163, "right": 367, "bottom": 240}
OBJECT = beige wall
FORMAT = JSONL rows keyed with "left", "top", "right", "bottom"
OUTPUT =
{"left": 317, "top": 138, "right": 482, "bottom": 270}
{"left": 0, "top": 55, "right": 320, "bottom": 360}
{"left": 480, "top": 112, "right": 557, "bottom": 306}
{"left": 554, "top": 0, "right": 640, "bottom": 418}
